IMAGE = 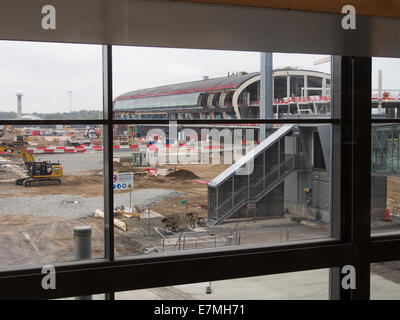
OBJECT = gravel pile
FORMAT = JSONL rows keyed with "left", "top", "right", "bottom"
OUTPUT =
{"left": 0, "top": 189, "right": 183, "bottom": 218}
{"left": 113, "top": 189, "right": 183, "bottom": 210}
{"left": 166, "top": 169, "right": 199, "bottom": 180}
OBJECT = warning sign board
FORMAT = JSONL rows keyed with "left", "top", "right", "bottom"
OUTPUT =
{"left": 113, "top": 172, "right": 134, "bottom": 191}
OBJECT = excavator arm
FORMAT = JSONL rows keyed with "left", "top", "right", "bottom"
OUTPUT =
{"left": 0, "top": 145, "right": 34, "bottom": 163}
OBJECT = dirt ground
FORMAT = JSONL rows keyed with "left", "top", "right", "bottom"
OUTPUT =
{"left": 0, "top": 163, "right": 230, "bottom": 217}
{"left": 0, "top": 214, "right": 147, "bottom": 267}
{"left": 387, "top": 177, "right": 400, "bottom": 209}
{"left": 2, "top": 157, "right": 400, "bottom": 270}
{"left": 0, "top": 171, "right": 104, "bottom": 198}
{"left": 0, "top": 162, "right": 231, "bottom": 267}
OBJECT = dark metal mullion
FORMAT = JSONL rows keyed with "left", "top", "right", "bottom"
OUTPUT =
{"left": 102, "top": 44, "right": 115, "bottom": 300}
{"left": 112, "top": 119, "right": 339, "bottom": 125}
{"left": 337, "top": 56, "right": 372, "bottom": 300}
{"left": 330, "top": 56, "right": 372, "bottom": 300}
{"left": 0, "top": 119, "right": 339, "bottom": 125}
{"left": 0, "top": 237, "right": 343, "bottom": 277}
{"left": 0, "top": 242, "right": 353, "bottom": 300}
{"left": 350, "top": 57, "right": 372, "bottom": 300}
{"left": 371, "top": 119, "right": 400, "bottom": 123}
{"left": 371, "top": 238, "right": 400, "bottom": 262}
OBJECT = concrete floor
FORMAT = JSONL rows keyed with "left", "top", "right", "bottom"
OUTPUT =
{"left": 114, "top": 269, "right": 329, "bottom": 300}
{"left": 72, "top": 268, "right": 400, "bottom": 300}
{"left": 371, "top": 274, "right": 400, "bottom": 300}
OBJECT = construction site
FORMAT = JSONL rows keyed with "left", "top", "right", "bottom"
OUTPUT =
{"left": 1, "top": 68, "right": 400, "bottom": 269}
{"left": 0, "top": 127, "right": 329, "bottom": 266}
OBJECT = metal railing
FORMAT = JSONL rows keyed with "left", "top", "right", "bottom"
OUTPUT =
{"left": 212, "top": 154, "right": 300, "bottom": 224}
{"left": 152, "top": 226, "right": 291, "bottom": 254}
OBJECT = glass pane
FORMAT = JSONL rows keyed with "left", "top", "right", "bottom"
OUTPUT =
{"left": 112, "top": 122, "right": 335, "bottom": 258}
{"left": 116, "top": 269, "right": 329, "bottom": 300}
{"left": 371, "top": 261, "right": 400, "bottom": 299}
{"left": 371, "top": 124, "right": 400, "bottom": 235}
{"left": 0, "top": 125, "right": 104, "bottom": 267}
{"left": 372, "top": 57, "right": 400, "bottom": 120}
{"left": 0, "top": 41, "right": 103, "bottom": 120}
{"left": 371, "top": 58, "right": 400, "bottom": 235}
{"left": 112, "top": 46, "right": 331, "bottom": 120}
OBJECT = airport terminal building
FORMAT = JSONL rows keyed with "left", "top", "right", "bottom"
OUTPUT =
{"left": 113, "top": 68, "right": 331, "bottom": 120}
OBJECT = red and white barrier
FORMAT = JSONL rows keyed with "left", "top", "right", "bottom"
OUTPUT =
{"left": 1, "top": 143, "right": 225, "bottom": 155}
{"left": 113, "top": 145, "right": 139, "bottom": 150}
{"left": 25, "top": 145, "right": 103, "bottom": 154}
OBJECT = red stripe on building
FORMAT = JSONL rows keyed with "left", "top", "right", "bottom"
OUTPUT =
{"left": 115, "top": 84, "right": 237, "bottom": 101}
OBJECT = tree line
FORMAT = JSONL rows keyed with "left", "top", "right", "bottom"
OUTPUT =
{"left": 0, "top": 110, "right": 102, "bottom": 120}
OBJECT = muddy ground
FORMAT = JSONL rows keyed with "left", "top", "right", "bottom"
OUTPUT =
{"left": 2, "top": 156, "right": 400, "bottom": 283}
{"left": 0, "top": 161, "right": 232, "bottom": 267}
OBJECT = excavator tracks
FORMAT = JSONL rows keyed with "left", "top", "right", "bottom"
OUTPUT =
{"left": 20, "top": 178, "right": 62, "bottom": 187}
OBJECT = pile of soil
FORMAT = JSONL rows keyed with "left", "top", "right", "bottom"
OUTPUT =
{"left": 0, "top": 163, "right": 26, "bottom": 180}
{"left": 166, "top": 169, "right": 200, "bottom": 180}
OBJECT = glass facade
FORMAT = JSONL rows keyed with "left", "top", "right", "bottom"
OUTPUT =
{"left": 114, "top": 92, "right": 201, "bottom": 112}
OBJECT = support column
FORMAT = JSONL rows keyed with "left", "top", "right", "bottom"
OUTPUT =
{"left": 304, "top": 75, "right": 308, "bottom": 98}
{"left": 260, "top": 52, "right": 273, "bottom": 141}
{"left": 322, "top": 76, "right": 327, "bottom": 96}
{"left": 378, "top": 70, "right": 382, "bottom": 114}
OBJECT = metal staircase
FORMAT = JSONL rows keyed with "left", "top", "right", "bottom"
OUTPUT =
{"left": 372, "top": 123, "right": 400, "bottom": 174}
{"left": 208, "top": 124, "right": 305, "bottom": 225}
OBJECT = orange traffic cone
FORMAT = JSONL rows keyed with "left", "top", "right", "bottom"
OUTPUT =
{"left": 383, "top": 209, "right": 392, "bottom": 222}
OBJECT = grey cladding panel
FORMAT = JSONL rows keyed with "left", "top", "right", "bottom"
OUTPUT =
{"left": 371, "top": 175, "right": 387, "bottom": 209}
{"left": 312, "top": 180, "right": 330, "bottom": 209}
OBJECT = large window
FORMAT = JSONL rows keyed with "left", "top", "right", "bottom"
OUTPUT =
{"left": 1, "top": 0, "right": 400, "bottom": 302}
{"left": 371, "top": 58, "right": 400, "bottom": 236}
{"left": 111, "top": 48, "right": 337, "bottom": 260}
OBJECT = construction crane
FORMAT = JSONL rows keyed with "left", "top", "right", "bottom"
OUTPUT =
{"left": 0, "top": 145, "right": 63, "bottom": 187}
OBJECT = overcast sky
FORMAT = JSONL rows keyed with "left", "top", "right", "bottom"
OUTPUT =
{"left": 0, "top": 40, "right": 397, "bottom": 114}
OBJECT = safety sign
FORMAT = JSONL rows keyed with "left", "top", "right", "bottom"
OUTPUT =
{"left": 113, "top": 172, "right": 134, "bottom": 191}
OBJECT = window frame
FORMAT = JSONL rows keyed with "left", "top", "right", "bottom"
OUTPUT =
{"left": 0, "top": 2, "right": 399, "bottom": 300}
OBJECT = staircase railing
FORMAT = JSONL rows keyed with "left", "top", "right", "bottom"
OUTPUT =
{"left": 212, "top": 154, "right": 302, "bottom": 224}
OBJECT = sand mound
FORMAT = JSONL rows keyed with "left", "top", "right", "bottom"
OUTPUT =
{"left": 166, "top": 169, "right": 199, "bottom": 180}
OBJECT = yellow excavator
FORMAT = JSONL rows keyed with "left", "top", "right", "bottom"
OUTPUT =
{"left": 0, "top": 145, "right": 63, "bottom": 187}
